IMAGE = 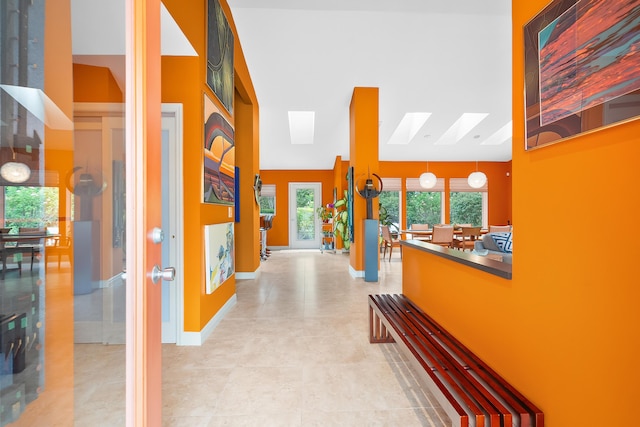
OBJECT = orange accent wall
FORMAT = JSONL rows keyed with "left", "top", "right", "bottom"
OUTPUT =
{"left": 262, "top": 160, "right": 512, "bottom": 248}
{"left": 259, "top": 170, "right": 335, "bottom": 247}
{"left": 73, "top": 63, "right": 124, "bottom": 102}
{"left": 349, "top": 87, "right": 380, "bottom": 272}
{"left": 379, "top": 160, "right": 512, "bottom": 227}
{"left": 161, "top": 0, "right": 258, "bottom": 332}
{"left": 400, "top": 3, "right": 640, "bottom": 426}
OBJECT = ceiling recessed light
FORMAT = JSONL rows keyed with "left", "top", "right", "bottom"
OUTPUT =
{"left": 288, "top": 111, "right": 315, "bottom": 145}
{"left": 435, "top": 113, "right": 489, "bottom": 145}
{"left": 387, "top": 112, "right": 431, "bottom": 145}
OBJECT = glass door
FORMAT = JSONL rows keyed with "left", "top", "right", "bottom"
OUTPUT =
{"left": 0, "top": 0, "right": 164, "bottom": 425}
{"left": 288, "top": 183, "right": 322, "bottom": 249}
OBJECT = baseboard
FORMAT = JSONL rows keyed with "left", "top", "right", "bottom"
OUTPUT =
{"left": 236, "top": 269, "right": 260, "bottom": 280}
{"left": 177, "top": 294, "right": 237, "bottom": 346}
{"left": 349, "top": 265, "right": 364, "bottom": 279}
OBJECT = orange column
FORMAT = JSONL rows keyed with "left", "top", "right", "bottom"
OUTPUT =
{"left": 348, "top": 87, "right": 380, "bottom": 275}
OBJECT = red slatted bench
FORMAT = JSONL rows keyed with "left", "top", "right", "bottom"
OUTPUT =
{"left": 369, "top": 294, "right": 544, "bottom": 427}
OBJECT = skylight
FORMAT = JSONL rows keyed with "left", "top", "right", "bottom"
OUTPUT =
{"left": 435, "top": 113, "right": 489, "bottom": 145}
{"left": 288, "top": 111, "right": 315, "bottom": 145}
{"left": 387, "top": 112, "right": 431, "bottom": 145}
{"left": 480, "top": 121, "right": 512, "bottom": 145}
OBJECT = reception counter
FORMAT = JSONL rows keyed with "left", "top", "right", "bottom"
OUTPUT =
{"left": 400, "top": 239, "right": 511, "bottom": 279}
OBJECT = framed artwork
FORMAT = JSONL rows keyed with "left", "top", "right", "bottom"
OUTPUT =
{"left": 204, "top": 93, "right": 235, "bottom": 205}
{"left": 524, "top": 0, "right": 640, "bottom": 150}
{"left": 204, "top": 222, "right": 235, "bottom": 294}
{"left": 207, "top": 0, "right": 234, "bottom": 115}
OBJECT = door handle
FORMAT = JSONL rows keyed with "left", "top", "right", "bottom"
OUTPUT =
{"left": 151, "top": 265, "right": 175, "bottom": 284}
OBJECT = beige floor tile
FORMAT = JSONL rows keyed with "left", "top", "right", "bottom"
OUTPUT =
{"left": 74, "top": 250, "right": 447, "bottom": 425}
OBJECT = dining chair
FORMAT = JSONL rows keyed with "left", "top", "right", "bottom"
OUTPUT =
{"left": 409, "top": 223, "right": 430, "bottom": 241}
{"left": 45, "top": 235, "right": 72, "bottom": 270}
{"left": 453, "top": 226, "right": 482, "bottom": 251}
{"left": 489, "top": 225, "right": 512, "bottom": 233}
{"left": 17, "top": 227, "right": 46, "bottom": 271}
{"left": 0, "top": 228, "right": 10, "bottom": 280}
{"left": 431, "top": 225, "right": 454, "bottom": 248}
{"left": 380, "top": 225, "right": 402, "bottom": 261}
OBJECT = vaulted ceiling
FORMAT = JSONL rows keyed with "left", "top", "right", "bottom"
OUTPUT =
{"left": 228, "top": 0, "right": 513, "bottom": 170}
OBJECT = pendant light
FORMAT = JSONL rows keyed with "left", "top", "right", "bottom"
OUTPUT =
{"left": 467, "top": 161, "right": 487, "bottom": 189}
{"left": 419, "top": 162, "right": 437, "bottom": 189}
{"left": 0, "top": 149, "right": 31, "bottom": 184}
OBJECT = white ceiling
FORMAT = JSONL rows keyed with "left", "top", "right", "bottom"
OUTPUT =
{"left": 228, "top": 0, "right": 513, "bottom": 170}
{"left": 70, "top": 0, "right": 513, "bottom": 170}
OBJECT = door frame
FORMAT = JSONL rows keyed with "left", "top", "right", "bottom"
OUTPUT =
{"left": 161, "top": 104, "right": 184, "bottom": 344}
{"left": 288, "top": 182, "right": 322, "bottom": 249}
{"left": 73, "top": 103, "right": 184, "bottom": 346}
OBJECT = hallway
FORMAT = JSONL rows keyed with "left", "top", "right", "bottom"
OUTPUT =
{"left": 161, "top": 250, "right": 449, "bottom": 426}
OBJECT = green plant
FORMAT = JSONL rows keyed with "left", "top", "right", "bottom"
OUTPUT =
{"left": 333, "top": 190, "right": 351, "bottom": 250}
{"left": 316, "top": 204, "right": 333, "bottom": 222}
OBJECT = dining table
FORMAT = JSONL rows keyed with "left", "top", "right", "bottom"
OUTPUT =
{"left": 0, "top": 232, "right": 59, "bottom": 279}
{"left": 398, "top": 227, "right": 488, "bottom": 239}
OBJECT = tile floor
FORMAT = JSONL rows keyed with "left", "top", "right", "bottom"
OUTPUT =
{"left": 161, "top": 250, "right": 450, "bottom": 426}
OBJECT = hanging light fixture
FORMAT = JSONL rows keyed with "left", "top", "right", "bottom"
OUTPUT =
{"left": 419, "top": 162, "right": 437, "bottom": 189}
{"left": 467, "top": 161, "right": 487, "bottom": 189}
{"left": 0, "top": 149, "right": 31, "bottom": 184}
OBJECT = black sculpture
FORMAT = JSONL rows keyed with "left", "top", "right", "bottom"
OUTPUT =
{"left": 355, "top": 172, "right": 383, "bottom": 219}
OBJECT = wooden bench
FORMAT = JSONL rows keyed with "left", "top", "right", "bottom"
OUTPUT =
{"left": 369, "top": 294, "right": 544, "bottom": 427}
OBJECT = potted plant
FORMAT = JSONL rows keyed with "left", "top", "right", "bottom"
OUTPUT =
{"left": 333, "top": 190, "right": 351, "bottom": 251}
{"left": 316, "top": 203, "right": 333, "bottom": 223}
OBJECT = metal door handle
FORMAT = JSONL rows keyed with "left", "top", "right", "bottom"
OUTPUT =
{"left": 151, "top": 265, "right": 175, "bottom": 284}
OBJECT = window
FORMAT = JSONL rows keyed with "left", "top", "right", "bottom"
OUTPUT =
{"left": 449, "top": 178, "right": 488, "bottom": 228}
{"left": 259, "top": 184, "right": 276, "bottom": 215}
{"left": 3, "top": 186, "right": 59, "bottom": 233}
{"left": 405, "top": 178, "right": 444, "bottom": 228}
{"left": 379, "top": 178, "right": 401, "bottom": 233}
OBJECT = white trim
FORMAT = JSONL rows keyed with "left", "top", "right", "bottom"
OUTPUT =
{"left": 288, "top": 182, "right": 322, "bottom": 249}
{"left": 162, "top": 104, "right": 184, "bottom": 344}
{"left": 236, "top": 270, "right": 259, "bottom": 280}
{"left": 178, "top": 294, "right": 237, "bottom": 346}
{"left": 349, "top": 265, "right": 364, "bottom": 279}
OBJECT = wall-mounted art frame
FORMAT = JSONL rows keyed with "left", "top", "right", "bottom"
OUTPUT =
{"left": 207, "top": 0, "right": 234, "bottom": 116}
{"left": 204, "top": 93, "right": 235, "bottom": 205}
{"left": 524, "top": 0, "right": 640, "bottom": 150}
{"left": 204, "top": 222, "right": 235, "bottom": 294}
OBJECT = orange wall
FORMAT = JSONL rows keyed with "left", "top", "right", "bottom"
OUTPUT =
{"left": 349, "top": 87, "right": 380, "bottom": 272}
{"left": 379, "top": 160, "right": 512, "bottom": 227}
{"left": 262, "top": 160, "right": 512, "bottom": 247}
{"left": 401, "top": 3, "right": 640, "bottom": 426}
{"left": 72, "top": 0, "right": 258, "bottom": 333}
{"left": 73, "top": 63, "right": 123, "bottom": 102}
{"left": 259, "top": 170, "right": 334, "bottom": 247}
{"left": 161, "top": 0, "right": 259, "bottom": 331}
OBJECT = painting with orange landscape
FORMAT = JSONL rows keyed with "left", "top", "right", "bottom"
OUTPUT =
{"left": 524, "top": 0, "right": 640, "bottom": 149}
{"left": 204, "top": 93, "right": 235, "bottom": 205}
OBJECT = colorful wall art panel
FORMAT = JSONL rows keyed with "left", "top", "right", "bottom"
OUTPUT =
{"left": 204, "top": 222, "right": 235, "bottom": 294}
{"left": 524, "top": 0, "right": 640, "bottom": 150}
{"left": 204, "top": 93, "right": 235, "bottom": 205}
{"left": 207, "top": 0, "right": 234, "bottom": 115}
